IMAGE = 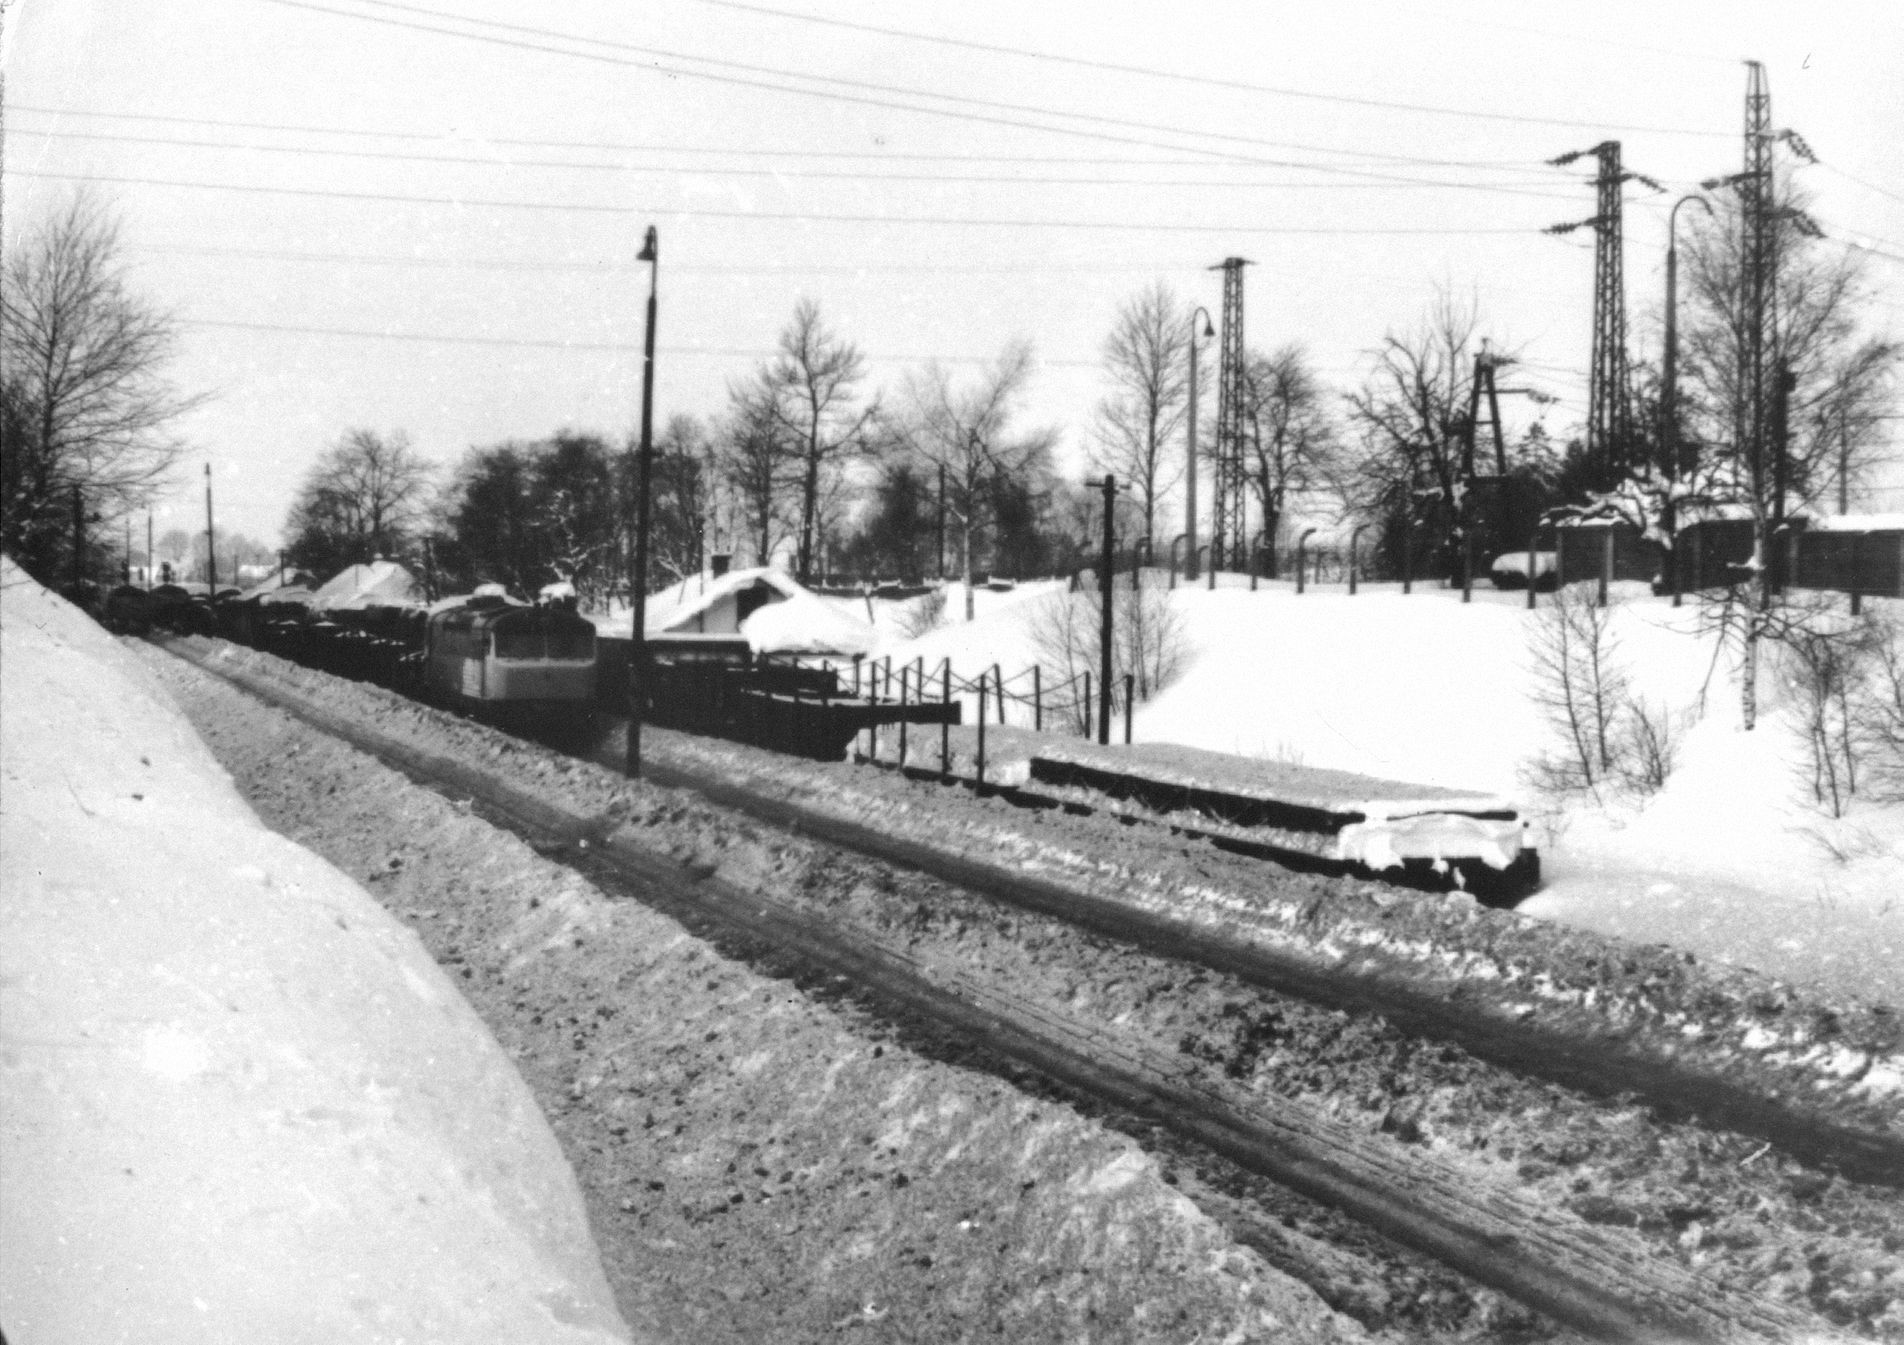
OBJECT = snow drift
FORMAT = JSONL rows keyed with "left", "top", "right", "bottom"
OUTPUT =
{"left": 0, "top": 560, "right": 636, "bottom": 1344}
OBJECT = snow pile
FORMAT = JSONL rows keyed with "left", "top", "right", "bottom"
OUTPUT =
{"left": 639, "top": 566, "right": 877, "bottom": 654}
{"left": 306, "top": 559, "right": 423, "bottom": 611}
{"left": 880, "top": 579, "right": 1904, "bottom": 1003}
{"left": 739, "top": 588, "right": 875, "bottom": 655}
{"left": 1335, "top": 810, "right": 1523, "bottom": 874}
{"left": 0, "top": 561, "right": 636, "bottom": 1344}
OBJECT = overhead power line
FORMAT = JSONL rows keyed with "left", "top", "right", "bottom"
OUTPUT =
{"left": 687, "top": 0, "right": 1734, "bottom": 138}
{"left": 16, "top": 168, "right": 1548, "bottom": 236}
{"left": 181, "top": 316, "right": 1105, "bottom": 367}
{"left": 125, "top": 241, "right": 1224, "bottom": 275}
{"left": 261, "top": 0, "right": 1580, "bottom": 184}
{"left": 3, "top": 104, "right": 1549, "bottom": 171}
{"left": 5, "top": 125, "right": 1586, "bottom": 199}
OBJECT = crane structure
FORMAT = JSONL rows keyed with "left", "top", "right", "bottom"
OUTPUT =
{"left": 1209, "top": 257, "right": 1252, "bottom": 572}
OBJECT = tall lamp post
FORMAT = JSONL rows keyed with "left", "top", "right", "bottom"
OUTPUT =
{"left": 626, "top": 225, "right": 660, "bottom": 779}
{"left": 1662, "top": 188, "right": 1720, "bottom": 609}
{"left": 1184, "top": 306, "right": 1213, "bottom": 581}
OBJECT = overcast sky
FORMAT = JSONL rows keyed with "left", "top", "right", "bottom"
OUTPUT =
{"left": 5, "top": 0, "right": 1900, "bottom": 548}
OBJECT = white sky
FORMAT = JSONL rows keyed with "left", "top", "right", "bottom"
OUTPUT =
{"left": 4, "top": 0, "right": 1901, "bottom": 547}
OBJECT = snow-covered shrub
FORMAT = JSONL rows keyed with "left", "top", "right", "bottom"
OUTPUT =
{"left": 1521, "top": 585, "right": 1684, "bottom": 803}
{"left": 1774, "top": 605, "right": 1904, "bottom": 816}
{"left": 1523, "top": 584, "right": 1628, "bottom": 801}
{"left": 1620, "top": 694, "right": 1684, "bottom": 795}
{"left": 1029, "top": 582, "right": 1187, "bottom": 735}
{"left": 1861, "top": 609, "right": 1904, "bottom": 801}
{"left": 898, "top": 586, "right": 948, "bottom": 640}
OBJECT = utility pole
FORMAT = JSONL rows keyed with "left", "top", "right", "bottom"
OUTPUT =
{"left": 1210, "top": 258, "right": 1251, "bottom": 572}
{"left": 627, "top": 226, "right": 660, "bottom": 779}
{"left": 1548, "top": 141, "right": 1659, "bottom": 487}
{"left": 1185, "top": 306, "right": 1212, "bottom": 581}
{"left": 1098, "top": 475, "right": 1116, "bottom": 746}
{"left": 204, "top": 464, "right": 217, "bottom": 593}
{"left": 71, "top": 488, "right": 84, "bottom": 595}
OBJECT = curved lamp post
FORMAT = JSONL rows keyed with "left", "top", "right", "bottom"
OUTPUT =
{"left": 626, "top": 225, "right": 660, "bottom": 778}
{"left": 1662, "top": 191, "right": 1715, "bottom": 610}
{"left": 1185, "top": 307, "right": 1214, "bottom": 581}
{"left": 1295, "top": 527, "right": 1318, "bottom": 595}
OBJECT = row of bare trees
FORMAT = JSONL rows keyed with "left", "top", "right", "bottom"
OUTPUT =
{"left": 7, "top": 186, "right": 1892, "bottom": 618}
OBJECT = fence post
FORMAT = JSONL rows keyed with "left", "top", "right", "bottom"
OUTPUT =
{"left": 1083, "top": 671, "right": 1093, "bottom": 738}
{"left": 1598, "top": 527, "right": 1612, "bottom": 608}
{"left": 1402, "top": 516, "right": 1413, "bottom": 595}
{"left": 1123, "top": 673, "right": 1134, "bottom": 744}
{"left": 993, "top": 663, "right": 1005, "bottom": 724}
{"left": 897, "top": 663, "right": 909, "bottom": 768}
{"left": 1033, "top": 665, "right": 1042, "bottom": 732}
{"left": 1526, "top": 529, "right": 1540, "bottom": 611}
{"left": 853, "top": 654, "right": 862, "bottom": 698}
{"left": 941, "top": 658, "right": 952, "bottom": 779}
{"left": 976, "top": 669, "right": 988, "bottom": 793}
{"left": 1462, "top": 527, "right": 1474, "bottom": 604}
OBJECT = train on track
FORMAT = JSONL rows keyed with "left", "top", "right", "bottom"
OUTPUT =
{"left": 123, "top": 564, "right": 956, "bottom": 758}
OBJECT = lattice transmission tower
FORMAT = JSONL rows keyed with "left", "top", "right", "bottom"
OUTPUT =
{"left": 1734, "top": 61, "right": 1818, "bottom": 517}
{"left": 1548, "top": 141, "right": 1659, "bottom": 486}
{"left": 1210, "top": 257, "right": 1251, "bottom": 571}
{"left": 1740, "top": 60, "right": 1777, "bottom": 507}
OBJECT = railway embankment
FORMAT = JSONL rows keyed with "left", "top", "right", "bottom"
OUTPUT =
{"left": 153, "top": 635, "right": 1904, "bottom": 1340}
{"left": 142, "top": 639, "right": 1369, "bottom": 1344}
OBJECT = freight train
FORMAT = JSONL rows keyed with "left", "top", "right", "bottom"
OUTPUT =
{"left": 193, "top": 568, "right": 955, "bottom": 758}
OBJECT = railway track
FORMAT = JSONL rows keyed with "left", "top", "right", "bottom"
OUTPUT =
{"left": 156, "top": 636, "right": 1876, "bottom": 1344}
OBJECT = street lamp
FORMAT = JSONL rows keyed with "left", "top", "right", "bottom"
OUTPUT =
{"left": 1295, "top": 527, "right": 1318, "bottom": 595}
{"left": 1662, "top": 192, "right": 1713, "bottom": 609}
{"left": 626, "top": 225, "right": 660, "bottom": 779}
{"left": 1185, "top": 306, "right": 1214, "bottom": 581}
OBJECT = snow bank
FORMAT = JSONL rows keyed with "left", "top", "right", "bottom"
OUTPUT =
{"left": 0, "top": 562, "right": 635, "bottom": 1344}
{"left": 881, "top": 581, "right": 1904, "bottom": 1002}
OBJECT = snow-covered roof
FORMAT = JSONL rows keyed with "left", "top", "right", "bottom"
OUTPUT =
{"left": 1811, "top": 513, "right": 1904, "bottom": 532}
{"left": 645, "top": 566, "right": 877, "bottom": 655}
{"left": 307, "top": 561, "right": 423, "bottom": 611}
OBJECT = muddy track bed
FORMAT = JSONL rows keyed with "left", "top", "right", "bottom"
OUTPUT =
{"left": 150, "top": 638, "right": 1904, "bottom": 1341}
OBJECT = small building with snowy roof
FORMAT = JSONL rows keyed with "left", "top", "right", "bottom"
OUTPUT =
{"left": 643, "top": 566, "right": 876, "bottom": 656}
{"left": 307, "top": 561, "right": 423, "bottom": 612}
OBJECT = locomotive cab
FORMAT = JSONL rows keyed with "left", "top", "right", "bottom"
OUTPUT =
{"left": 424, "top": 595, "right": 597, "bottom": 718}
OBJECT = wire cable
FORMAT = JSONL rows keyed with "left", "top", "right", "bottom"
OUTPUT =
{"left": 15, "top": 168, "right": 1551, "bottom": 236}
{"left": 14, "top": 125, "right": 1583, "bottom": 199}
{"left": 260, "top": 0, "right": 1585, "bottom": 184}
{"left": 685, "top": 0, "right": 1734, "bottom": 138}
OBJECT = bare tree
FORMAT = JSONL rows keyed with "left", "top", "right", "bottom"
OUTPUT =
{"left": 894, "top": 341, "right": 1058, "bottom": 619}
{"left": 1676, "top": 182, "right": 1900, "bottom": 729}
{"left": 1, "top": 194, "right": 201, "bottom": 582}
{"left": 1342, "top": 290, "right": 1484, "bottom": 581}
{"left": 1090, "top": 282, "right": 1191, "bottom": 548}
{"left": 718, "top": 376, "right": 794, "bottom": 569}
{"left": 1241, "top": 344, "right": 1338, "bottom": 575}
{"left": 764, "top": 299, "right": 881, "bottom": 581}
{"left": 284, "top": 429, "right": 433, "bottom": 576}
{"left": 1679, "top": 184, "right": 1900, "bottom": 517}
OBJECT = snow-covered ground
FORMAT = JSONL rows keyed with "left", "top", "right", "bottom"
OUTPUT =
{"left": 0, "top": 561, "right": 636, "bottom": 1344}
{"left": 875, "top": 575, "right": 1904, "bottom": 1005}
